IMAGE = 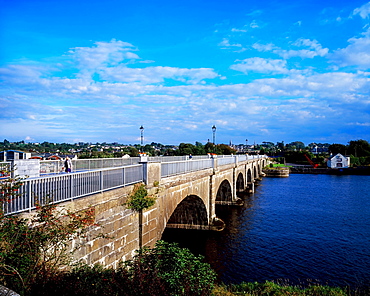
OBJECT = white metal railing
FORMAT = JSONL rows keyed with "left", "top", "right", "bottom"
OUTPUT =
{"left": 161, "top": 158, "right": 213, "bottom": 177}
{"left": 148, "top": 155, "right": 210, "bottom": 162}
{"left": 217, "top": 156, "right": 235, "bottom": 166}
{"left": 39, "top": 155, "right": 263, "bottom": 175}
{"left": 40, "top": 158, "right": 141, "bottom": 175}
{"left": 4, "top": 164, "right": 143, "bottom": 215}
{"left": 160, "top": 154, "right": 267, "bottom": 177}
{"left": 4, "top": 155, "right": 268, "bottom": 215}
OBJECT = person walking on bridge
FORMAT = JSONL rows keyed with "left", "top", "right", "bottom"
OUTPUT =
{"left": 64, "top": 156, "right": 73, "bottom": 173}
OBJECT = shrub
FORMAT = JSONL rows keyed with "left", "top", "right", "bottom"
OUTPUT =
{"left": 120, "top": 240, "right": 217, "bottom": 296}
{"left": 124, "top": 183, "right": 156, "bottom": 212}
{"left": 28, "top": 241, "right": 216, "bottom": 296}
{"left": 0, "top": 202, "right": 97, "bottom": 295}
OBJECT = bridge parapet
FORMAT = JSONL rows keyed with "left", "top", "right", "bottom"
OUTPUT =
{"left": 4, "top": 155, "right": 268, "bottom": 216}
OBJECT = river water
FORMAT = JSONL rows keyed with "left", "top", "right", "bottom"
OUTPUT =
{"left": 162, "top": 174, "right": 370, "bottom": 289}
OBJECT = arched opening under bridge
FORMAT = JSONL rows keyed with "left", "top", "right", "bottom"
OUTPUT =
{"left": 216, "top": 180, "right": 232, "bottom": 203}
{"left": 167, "top": 195, "right": 208, "bottom": 227}
{"left": 236, "top": 173, "right": 245, "bottom": 195}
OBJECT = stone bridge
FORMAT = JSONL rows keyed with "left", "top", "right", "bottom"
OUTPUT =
{"left": 11, "top": 155, "right": 268, "bottom": 268}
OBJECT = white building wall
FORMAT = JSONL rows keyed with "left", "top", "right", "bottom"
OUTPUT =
{"left": 327, "top": 153, "right": 350, "bottom": 168}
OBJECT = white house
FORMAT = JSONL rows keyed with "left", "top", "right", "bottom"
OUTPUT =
{"left": 0, "top": 150, "right": 31, "bottom": 161}
{"left": 327, "top": 153, "right": 350, "bottom": 168}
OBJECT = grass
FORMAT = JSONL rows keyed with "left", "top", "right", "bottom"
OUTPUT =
{"left": 212, "top": 281, "right": 350, "bottom": 296}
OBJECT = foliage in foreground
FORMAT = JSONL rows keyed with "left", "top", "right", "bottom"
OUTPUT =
{"left": 0, "top": 202, "right": 96, "bottom": 295}
{"left": 28, "top": 240, "right": 216, "bottom": 296}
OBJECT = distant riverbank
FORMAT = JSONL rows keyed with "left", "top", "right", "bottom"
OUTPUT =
{"left": 288, "top": 164, "right": 370, "bottom": 175}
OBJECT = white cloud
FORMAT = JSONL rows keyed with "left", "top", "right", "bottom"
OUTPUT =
{"left": 231, "top": 28, "right": 247, "bottom": 33}
{"left": 331, "top": 30, "right": 370, "bottom": 68}
{"left": 250, "top": 20, "right": 259, "bottom": 28}
{"left": 275, "top": 38, "right": 329, "bottom": 59}
{"left": 252, "top": 43, "right": 276, "bottom": 52}
{"left": 230, "top": 57, "right": 289, "bottom": 74}
{"left": 69, "top": 39, "right": 138, "bottom": 78}
{"left": 252, "top": 38, "right": 328, "bottom": 59}
{"left": 99, "top": 66, "right": 219, "bottom": 84}
{"left": 218, "top": 38, "right": 242, "bottom": 48}
{"left": 353, "top": 2, "right": 370, "bottom": 19}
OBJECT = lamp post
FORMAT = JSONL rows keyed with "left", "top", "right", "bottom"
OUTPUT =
{"left": 139, "top": 125, "right": 144, "bottom": 152}
{"left": 212, "top": 125, "right": 216, "bottom": 146}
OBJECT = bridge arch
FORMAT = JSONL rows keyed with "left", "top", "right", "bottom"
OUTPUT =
{"left": 216, "top": 180, "right": 233, "bottom": 203}
{"left": 253, "top": 166, "right": 258, "bottom": 180}
{"left": 247, "top": 168, "right": 252, "bottom": 184}
{"left": 167, "top": 195, "right": 208, "bottom": 226}
{"left": 236, "top": 172, "right": 244, "bottom": 193}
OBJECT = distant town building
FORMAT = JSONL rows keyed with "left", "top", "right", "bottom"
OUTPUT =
{"left": 0, "top": 150, "right": 31, "bottom": 161}
{"left": 327, "top": 153, "right": 350, "bottom": 168}
{"left": 310, "top": 145, "right": 329, "bottom": 154}
{"left": 30, "top": 153, "right": 77, "bottom": 160}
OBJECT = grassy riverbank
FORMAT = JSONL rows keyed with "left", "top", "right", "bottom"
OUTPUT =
{"left": 212, "top": 281, "right": 367, "bottom": 296}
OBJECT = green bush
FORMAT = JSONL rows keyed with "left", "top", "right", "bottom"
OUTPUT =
{"left": 120, "top": 240, "right": 217, "bottom": 296}
{"left": 28, "top": 241, "right": 216, "bottom": 296}
{"left": 124, "top": 183, "right": 156, "bottom": 212}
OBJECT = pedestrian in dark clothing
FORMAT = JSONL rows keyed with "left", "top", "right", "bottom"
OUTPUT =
{"left": 64, "top": 157, "right": 72, "bottom": 173}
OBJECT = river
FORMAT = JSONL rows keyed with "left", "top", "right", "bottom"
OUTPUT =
{"left": 162, "top": 174, "right": 370, "bottom": 289}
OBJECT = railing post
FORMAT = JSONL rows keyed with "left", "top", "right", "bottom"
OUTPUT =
{"left": 99, "top": 170, "right": 103, "bottom": 191}
{"left": 70, "top": 175, "right": 74, "bottom": 200}
{"left": 212, "top": 155, "right": 218, "bottom": 173}
{"left": 141, "top": 161, "right": 161, "bottom": 187}
{"left": 140, "top": 163, "right": 148, "bottom": 185}
{"left": 27, "top": 181, "right": 32, "bottom": 212}
{"left": 122, "top": 167, "right": 125, "bottom": 186}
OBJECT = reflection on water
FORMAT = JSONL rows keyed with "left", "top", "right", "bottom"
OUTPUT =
{"left": 162, "top": 174, "right": 370, "bottom": 289}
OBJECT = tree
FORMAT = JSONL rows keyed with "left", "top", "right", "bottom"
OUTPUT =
{"left": 217, "top": 144, "right": 236, "bottom": 155}
{"left": 329, "top": 144, "right": 347, "bottom": 155}
{"left": 204, "top": 142, "right": 215, "bottom": 154}
{"left": 276, "top": 141, "right": 285, "bottom": 152}
{"left": 124, "top": 183, "right": 157, "bottom": 248}
{"left": 347, "top": 140, "right": 370, "bottom": 157}
{"left": 177, "top": 143, "right": 196, "bottom": 156}
{"left": 194, "top": 142, "right": 206, "bottom": 155}
{"left": 286, "top": 141, "right": 305, "bottom": 151}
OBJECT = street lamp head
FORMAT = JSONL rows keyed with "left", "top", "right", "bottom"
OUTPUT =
{"left": 140, "top": 125, "right": 144, "bottom": 130}
{"left": 212, "top": 125, "right": 216, "bottom": 132}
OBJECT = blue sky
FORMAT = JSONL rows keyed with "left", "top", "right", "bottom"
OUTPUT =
{"left": 1, "top": 0, "right": 370, "bottom": 145}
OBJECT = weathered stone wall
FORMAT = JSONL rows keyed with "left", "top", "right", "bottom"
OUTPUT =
{"left": 65, "top": 185, "right": 139, "bottom": 268}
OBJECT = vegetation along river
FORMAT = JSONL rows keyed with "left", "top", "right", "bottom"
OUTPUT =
{"left": 162, "top": 174, "right": 370, "bottom": 289}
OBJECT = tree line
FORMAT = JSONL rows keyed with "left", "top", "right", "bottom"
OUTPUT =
{"left": 1, "top": 139, "right": 370, "bottom": 165}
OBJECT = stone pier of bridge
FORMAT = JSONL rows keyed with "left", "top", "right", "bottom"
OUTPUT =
{"left": 46, "top": 156, "right": 268, "bottom": 268}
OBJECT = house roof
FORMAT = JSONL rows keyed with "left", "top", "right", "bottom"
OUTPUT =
{"left": 329, "top": 153, "right": 349, "bottom": 160}
{"left": 0, "top": 150, "right": 29, "bottom": 154}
